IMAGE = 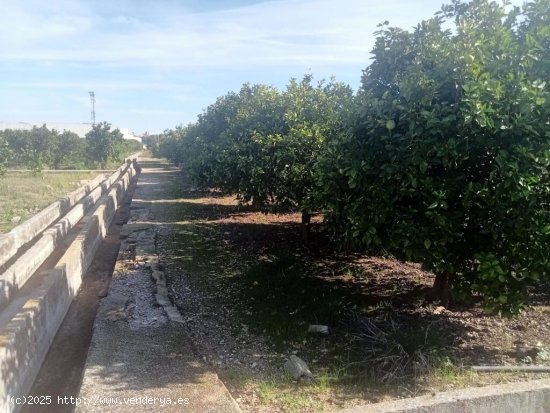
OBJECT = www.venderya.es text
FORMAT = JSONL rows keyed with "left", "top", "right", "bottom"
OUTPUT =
{"left": 9, "top": 395, "right": 190, "bottom": 407}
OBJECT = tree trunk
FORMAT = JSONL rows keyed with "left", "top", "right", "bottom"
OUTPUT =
{"left": 301, "top": 211, "right": 311, "bottom": 243}
{"left": 428, "top": 273, "right": 452, "bottom": 306}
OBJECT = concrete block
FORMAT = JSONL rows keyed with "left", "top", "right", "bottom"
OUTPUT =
{"left": 0, "top": 171, "right": 115, "bottom": 269}
{"left": 335, "top": 378, "right": 550, "bottom": 413}
{"left": 0, "top": 164, "right": 134, "bottom": 413}
{"left": 0, "top": 234, "right": 58, "bottom": 313}
{"left": 0, "top": 269, "right": 70, "bottom": 413}
{"left": 0, "top": 235, "right": 16, "bottom": 268}
{"left": 120, "top": 223, "right": 153, "bottom": 239}
{"left": 9, "top": 203, "right": 62, "bottom": 255}
{"left": 0, "top": 167, "right": 129, "bottom": 313}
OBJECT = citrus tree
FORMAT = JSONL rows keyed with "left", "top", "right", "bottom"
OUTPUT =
{"left": 0, "top": 136, "right": 9, "bottom": 176}
{"left": 25, "top": 125, "right": 56, "bottom": 171}
{"left": 174, "top": 76, "right": 353, "bottom": 240}
{"left": 50, "top": 130, "right": 84, "bottom": 169}
{"left": 317, "top": 0, "right": 550, "bottom": 313}
{"left": 85, "top": 122, "right": 125, "bottom": 169}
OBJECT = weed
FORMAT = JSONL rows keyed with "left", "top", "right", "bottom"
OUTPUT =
{"left": 257, "top": 381, "right": 277, "bottom": 403}
{"left": 220, "top": 368, "right": 253, "bottom": 388}
{"left": 349, "top": 316, "right": 453, "bottom": 383}
{"left": 279, "top": 393, "right": 320, "bottom": 413}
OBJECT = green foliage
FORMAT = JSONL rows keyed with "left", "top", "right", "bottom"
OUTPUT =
{"left": 113, "top": 138, "right": 143, "bottom": 164}
{"left": 158, "top": 125, "right": 189, "bottom": 166}
{"left": 85, "top": 122, "right": 125, "bottom": 168}
{"left": 0, "top": 136, "right": 9, "bottom": 177}
{"left": 159, "top": 0, "right": 549, "bottom": 314}
{"left": 0, "top": 123, "right": 141, "bottom": 170}
{"left": 50, "top": 130, "right": 86, "bottom": 169}
{"left": 317, "top": 0, "right": 550, "bottom": 314}
{"left": 163, "top": 75, "right": 353, "bottom": 221}
{"left": 142, "top": 133, "right": 163, "bottom": 155}
{"left": 25, "top": 125, "right": 55, "bottom": 171}
{"left": 0, "top": 129, "right": 31, "bottom": 168}
{"left": 1, "top": 125, "right": 56, "bottom": 171}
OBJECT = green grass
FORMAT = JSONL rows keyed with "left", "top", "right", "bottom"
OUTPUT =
{"left": 220, "top": 368, "right": 254, "bottom": 387}
{"left": 257, "top": 381, "right": 278, "bottom": 403}
{"left": 255, "top": 377, "right": 330, "bottom": 411}
{"left": 239, "top": 253, "right": 351, "bottom": 349}
{"left": 279, "top": 393, "right": 321, "bottom": 412}
{"left": 0, "top": 171, "right": 103, "bottom": 233}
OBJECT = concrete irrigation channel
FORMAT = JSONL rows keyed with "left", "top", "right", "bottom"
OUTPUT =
{"left": 0, "top": 154, "right": 140, "bottom": 413}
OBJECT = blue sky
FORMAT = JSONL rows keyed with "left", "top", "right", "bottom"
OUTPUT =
{"left": 0, "top": 0, "right": 525, "bottom": 134}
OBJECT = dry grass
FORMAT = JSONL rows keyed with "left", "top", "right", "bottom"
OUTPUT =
{"left": 0, "top": 171, "right": 103, "bottom": 233}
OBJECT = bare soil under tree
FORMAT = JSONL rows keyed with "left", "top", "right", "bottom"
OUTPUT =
{"left": 154, "top": 165, "right": 550, "bottom": 413}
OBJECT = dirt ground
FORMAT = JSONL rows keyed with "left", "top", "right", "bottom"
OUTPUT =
{"left": 157, "top": 171, "right": 550, "bottom": 413}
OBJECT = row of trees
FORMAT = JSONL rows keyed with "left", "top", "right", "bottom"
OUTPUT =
{"left": 159, "top": 76, "right": 353, "bottom": 240}
{"left": 156, "top": 0, "right": 549, "bottom": 314}
{"left": 0, "top": 122, "right": 142, "bottom": 174}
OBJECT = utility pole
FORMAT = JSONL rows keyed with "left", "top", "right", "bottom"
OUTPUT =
{"left": 89, "top": 91, "right": 96, "bottom": 125}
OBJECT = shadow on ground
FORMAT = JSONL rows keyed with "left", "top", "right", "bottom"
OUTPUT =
{"left": 73, "top": 159, "right": 550, "bottom": 412}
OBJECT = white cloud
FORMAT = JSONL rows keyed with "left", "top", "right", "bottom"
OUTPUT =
{"left": 0, "top": 0, "right": 440, "bottom": 70}
{"left": 0, "top": 0, "right": 528, "bottom": 132}
{"left": 0, "top": 0, "right": 529, "bottom": 70}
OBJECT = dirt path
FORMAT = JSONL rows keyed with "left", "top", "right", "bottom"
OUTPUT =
{"left": 75, "top": 158, "right": 240, "bottom": 413}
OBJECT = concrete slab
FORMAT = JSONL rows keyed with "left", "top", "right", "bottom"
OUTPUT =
{"left": 335, "top": 378, "right": 550, "bottom": 413}
{"left": 119, "top": 223, "right": 153, "bottom": 239}
{"left": 0, "top": 172, "right": 111, "bottom": 269}
{"left": 78, "top": 301, "right": 241, "bottom": 413}
{"left": 0, "top": 163, "right": 137, "bottom": 413}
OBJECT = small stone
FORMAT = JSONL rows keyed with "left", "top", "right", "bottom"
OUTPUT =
{"left": 10, "top": 216, "right": 21, "bottom": 224}
{"left": 308, "top": 324, "right": 329, "bottom": 334}
{"left": 284, "top": 355, "right": 313, "bottom": 380}
{"left": 433, "top": 306, "right": 446, "bottom": 314}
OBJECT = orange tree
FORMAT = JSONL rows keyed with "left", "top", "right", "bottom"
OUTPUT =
{"left": 0, "top": 136, "right": 9, "bottom": 176}
{"left": 0, "top": 126, "right": 56, "bottom": 171}
{"left": 317, "top": 0, "right": 550, "bottom": 314}
{"left": 173, "top": 76, "right": 353, "bottom": 240}
{"left": 85, "top": 122, "right": 125, "bottom": 169}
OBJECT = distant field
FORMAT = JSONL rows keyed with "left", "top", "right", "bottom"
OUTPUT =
{"left": 0, "top": 171, "right": 104, "bottom": 233}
